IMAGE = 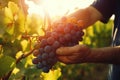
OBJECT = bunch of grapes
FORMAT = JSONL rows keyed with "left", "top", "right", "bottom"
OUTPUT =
{"left": 32, "top": 17, "right": 84, "bottom": 73}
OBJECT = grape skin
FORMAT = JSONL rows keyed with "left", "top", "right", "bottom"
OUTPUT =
{"left": 41, "top": 53, "right": 49, "bottom": 60}
{"left": 36, "top": 62, "right": 43, "bottom": 69}
{"left": 44, "top": 45, "right": 52, "bottom": 53}
{"left": 47, "top": 37, "right": 55, "bottom": 45}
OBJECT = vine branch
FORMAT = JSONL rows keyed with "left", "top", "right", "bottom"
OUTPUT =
{"left": 2, "top": 48, "right": 35, "bottom": 80}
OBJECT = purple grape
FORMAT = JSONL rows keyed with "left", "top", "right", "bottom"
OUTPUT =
{"left": 41, "top": 53, "right": 49, "bottom": 60}
{"left": 52, "top": 41, "right": 60, "bottom": 49}
{"left": 64, "top": 26, "right": 70, "bottom": 33}
{"left": 47, "top": 37, "right": 55, "bottom": 45}
{"left": 66, "top": 23, "right": 73, "bottom": 29}
{"left": 49, "top": 51, "right": 55, "bottom": 58}
{"left": 73, "top": 25, "right": 78, "bottom": 31}
{"left": 44, "top": 45, "right": 52, "bottom": 53}
{"left": 64, "top": 33, "right": 71, "bottom": 41}
{"left": 32, "top": 58, "right": 39, "bottom": 64}
{"left": 39, "top": 48, "right": 44, "bottom": 53}
{"left": 41, "top": 60, "right": 48, "bottom": 66}
{"left": 37, "top": 54, "right": 42, "bottom": 61}
{"left": 51, "top": 32, "right": 58, "bottom": 39}
{"left": 59, "top": 37, "right": 66, "bottom": 44}
{"left": 42, "top": 67, "right": 50, "bottom": 73}
{"left": 48, "top": 58, "right": 53, "bottom": 65}
{"left": 36, "top": 62, "right": 43, "bottom": 69}
{"left": 71, "top": 30, "right": 76, "bottom": 35}
{"left": 40, "top": 39, "right": 47, "bottom": 47}
{"left": 56, "top": 24, "right": 64, "bottom": 32}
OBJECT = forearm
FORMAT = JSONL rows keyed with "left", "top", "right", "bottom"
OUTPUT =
{"left": 68, "top": 6, "right": 103, "bottom": 28}
{"left": 86, "top": 46, "right": 120, "bottom": 64}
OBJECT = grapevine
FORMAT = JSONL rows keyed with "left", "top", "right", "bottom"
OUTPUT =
{"left": 32, "top": 17, "right": 84, "bottom": 73}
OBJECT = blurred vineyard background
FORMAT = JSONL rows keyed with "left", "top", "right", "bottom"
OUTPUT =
{"left": 0, "top": 0, "right": 113, "bottom": 80}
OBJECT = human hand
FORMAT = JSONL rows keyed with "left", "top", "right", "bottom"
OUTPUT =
{"left": 56, "top": 44, "right": 91, "bottom": 64}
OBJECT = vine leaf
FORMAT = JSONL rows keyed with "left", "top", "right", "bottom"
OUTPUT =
{"left": 0, "top": 54, "right": 16, "bottom": 77}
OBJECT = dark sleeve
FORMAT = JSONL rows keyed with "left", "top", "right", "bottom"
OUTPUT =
{"left": 91, "top": 0, "right": 115, "bottom": 23}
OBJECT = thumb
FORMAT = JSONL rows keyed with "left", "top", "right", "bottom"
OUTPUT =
{"left": 56, "top": 45, "right": 81, "bottom": 56}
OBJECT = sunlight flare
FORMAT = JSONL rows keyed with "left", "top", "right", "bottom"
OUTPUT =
{"left": 25, "top": 0, "right": 94, "bottom": 19}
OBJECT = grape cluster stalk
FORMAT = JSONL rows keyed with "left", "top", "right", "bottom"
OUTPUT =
{"left": 32, "top": 17, "right": 84, "bottom": 73}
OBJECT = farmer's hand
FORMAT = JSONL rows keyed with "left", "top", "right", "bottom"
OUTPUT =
{"left": 56, "top": 44, "right": 91, "bottom": 64}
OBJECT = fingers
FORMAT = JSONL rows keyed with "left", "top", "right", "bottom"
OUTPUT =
{"left": 56, "top": 45, "right": 81, "bottom": 56}
{"left": 57, "top": 53, "right": 80, "bottom": 64}
{"left": 57, "top": 56, "right": 75, "bottom": 64}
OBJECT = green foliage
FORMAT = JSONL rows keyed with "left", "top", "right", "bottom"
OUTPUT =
{"left": 0, "top": 54, "right": 15, "bottom": 77}
{"left": 83, "top": 20, "right": 113, "bottom": 48}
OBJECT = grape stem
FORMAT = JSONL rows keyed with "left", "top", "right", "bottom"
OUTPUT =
{"left": 16, "top": 48, "right": 35, "bottom": 64}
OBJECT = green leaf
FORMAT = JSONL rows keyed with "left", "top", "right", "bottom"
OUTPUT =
{"left": 0, "top": 54, "right": 16, "bottom": 77}
{"left": 24, "top": 66, "right": 41, "bottom": 76}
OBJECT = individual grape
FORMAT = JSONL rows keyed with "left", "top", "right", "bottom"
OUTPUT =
{"left": 33, "top": 50, "right": 39, "bottom": 56}
{"left": 47, "top": 58, "right": 54, "bottom": 64}
{"left": 47, "top": 37, "right": 55, "bottom": 45}
{"left": 59, "top": 37, "right": 66, "bottom": 44}
{"left": 36, "top": 62, "right": 43, "bottom": 69}
{"left": 41, "top": 60, "right": 48, "bottom": 66}
{"left": 44, "top": 45, "right": 52, "bottom": 53}
{"left": 73, "top": 25, "right": 79, "bottom": 31}
{"left": 42, "top": 67, "right": 50, "bottom": 73}
{"left": 41, "top": 53, "right": 49, "bottom": 60}
{"left": 64, "top": 26, "right": 70, "bottom": 33}
{"left": 64, "top": 33, "right": 71, "bottom": 41}
{"left": 40, "top": 39, "right": 47, "bottom": 47}
{"left": 51, "top": 31, "right": 58, "bottom": 39}
{"left": 49, "top": 51, "right": 55, "bottom": 58}
{"left": 37, "top": 54, "right": 42, "bottom": 61}
{"left": 39, "top": 48, "right": 44, "bottom": 54}
{"left": 56, "top": 24, "right": 64, "bottom": 32}
{"left": 32, "top": 58, "right": 39, "bottom": 64}
{"left": 79, "top": 30, "right": 84, "bottom": 36}
{"left": 52, "top": 41, "right": 60, "bottom": 49}
{"left": 71, "top": 30, "right": 76, "bottom": 35}
{"left": 66, "top": 23, "right": 73, "bottom": 29}
{"left": 73, "top": 37, "right": 79, "bottom": 43}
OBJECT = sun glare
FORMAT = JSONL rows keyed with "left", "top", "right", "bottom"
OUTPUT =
{"left": 25, "top": 0, "right": 94, "bottom": 19}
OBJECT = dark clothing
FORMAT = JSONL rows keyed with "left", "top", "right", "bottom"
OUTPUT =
{"left": 91, "top": 0, "right": 120, "bottom": 80}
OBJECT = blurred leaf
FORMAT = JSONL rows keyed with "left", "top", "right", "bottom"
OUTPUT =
{"left": 24, "top": 67, "right": 40, "bottom": 76}
{"left": 2, "top": 39, "right": 22, "bottom": 58}
{"left": 25, "top": 54, "right": 33, "bottom": 68}
{"left": 4, "top": 6, "right": 13, "bottom": 22}
{"left": 21, "top": 40, "right": 29, "bottom": 51}
{"left": 8, "top": 2, "right": 19, "bottom": 15}
{"left": 15, "top": 51, "right": 23, "bottom": 59}
{"left": 0, "top": 54, "right": 15, "bottom": 77}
